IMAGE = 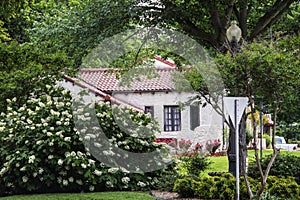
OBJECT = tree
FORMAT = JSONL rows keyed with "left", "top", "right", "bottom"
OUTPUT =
{"left": 0, "top": 0, "right": 33, "bottom": 42}
{"left": 212, "top": 35, "right": 300, "bottom": 198}
{"left": 0, "top": 41, "right": 71, "bottom": 112}
{"left": 28, "top": 0, "right": 298, "bottom": 67}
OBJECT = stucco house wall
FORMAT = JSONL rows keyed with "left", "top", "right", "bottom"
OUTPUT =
{"left": 113, "top": 91, "right": 222, "bottom": 146}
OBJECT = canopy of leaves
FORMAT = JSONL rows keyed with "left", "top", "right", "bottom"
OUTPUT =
{"left": 0, "top": 41, "right": 71, "bottom": 112}
{"left": 215, "top": 35, "right": 300, "bottom": 114}
{"left": 27, "top": 0, "right": 298, "bottom": 68}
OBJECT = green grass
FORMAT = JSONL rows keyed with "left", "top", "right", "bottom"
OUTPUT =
{"left": 206, "top": 149, "right": 300, "bottom": 173}
{"left": 206, "top": 155, "right": 228, "bottom": 172}
{"left": 0, "top": 192, "right": 155, "bottom": 200}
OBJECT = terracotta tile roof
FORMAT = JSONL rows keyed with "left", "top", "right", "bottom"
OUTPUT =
{"left": 78, "top": 68, "right": 177, "bottom": 93}
{"left": 63, "top": 74, "right": 143, "bottom": 112}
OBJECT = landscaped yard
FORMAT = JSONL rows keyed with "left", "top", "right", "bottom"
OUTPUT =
{"left": 0, "top": 150, "right": 299, "bottom": 200}
{"left": 206, "top": 149, "right": 300, "bottom": 173}
{"left": 0, "top": 192, "right": 155, "bottom": 200}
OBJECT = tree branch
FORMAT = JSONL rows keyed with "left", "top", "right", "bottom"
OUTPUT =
{"left": 208, "top": 0, "right": 223, "bottom": 41}
{"left": 225, "top": 0, "right": 235, "bottom": 27}
{"left": 238, "top": 0, "right": 248, "bottom": 39}
{"left": 179, "top": 18, "right": 220, "bottom": 49}
{"left": 250, "top": 0, "right": 295, "bottom": 40}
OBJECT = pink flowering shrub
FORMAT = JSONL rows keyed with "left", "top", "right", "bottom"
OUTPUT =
{"left": 205, "top": 139, "right": 221, "bottom": 155}
{"left": 155, "top": 138, "right": 203, "bottom": 156}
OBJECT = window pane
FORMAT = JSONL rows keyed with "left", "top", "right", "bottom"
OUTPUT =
{"left": 164, "top": 106, "right": 181, "bottom": 132}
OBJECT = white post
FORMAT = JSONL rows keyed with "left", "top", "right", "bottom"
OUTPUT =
{"left": 235, "top": 100, "right": 240, "bottom": 200}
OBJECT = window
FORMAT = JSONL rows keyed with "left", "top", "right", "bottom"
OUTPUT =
{"left": 164, "top": 106, "right": 181, "bottom": 131}
{"left": 144, "top": 106, "right": 154, "bottom": 118}
{"left": 190, "top": 105, "right": 200, "bottom": 130}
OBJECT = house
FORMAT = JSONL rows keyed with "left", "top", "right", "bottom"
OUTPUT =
{"left": 58, "top": 57, "right": 223, "bottom": 148}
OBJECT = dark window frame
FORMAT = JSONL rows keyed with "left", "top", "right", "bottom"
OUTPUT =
{"left": 144, "top": 106, "right": 154, "bottom": 118}
{"left": 164, "top": 106, "right": 181, "bottom": 132}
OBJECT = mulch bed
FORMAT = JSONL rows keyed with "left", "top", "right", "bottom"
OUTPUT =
{"left": 150, "top": 190, "right": 202, "bottom": 200}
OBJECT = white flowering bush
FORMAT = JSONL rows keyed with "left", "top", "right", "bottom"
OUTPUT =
{"left": 0, "top": 84, "right": 170, "bottom": 196}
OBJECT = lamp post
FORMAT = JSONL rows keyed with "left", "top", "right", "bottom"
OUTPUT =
{"left": 225, "top": 21, "right": 244, "bottom": 200}
{"left": 226, "top": 21, "right": 243, "bottom": 177}
{"left": 226, "top": 20, "right": 242, "bottom": 54}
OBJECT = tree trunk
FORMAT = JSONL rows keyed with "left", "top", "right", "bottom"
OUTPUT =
{"left": 227, "top": 112, "right": 247, "bottom": 176}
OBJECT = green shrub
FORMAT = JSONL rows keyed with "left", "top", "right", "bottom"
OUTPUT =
{"left": 240, "top": 176, "right": 260, "bottom": 198}
{"left": 179, "top": 153, "right": 211, "bottom": 177}
{"left": 192, "top": 176, "right": 217, "bottom": 199}
{"left": 266, "top": 176, "right": 300, "bottom": 199}
{"left": 153, "top": 161, "right": 179, "bottom": 191}
{"left": 253, "top": 192, "right": 288, "bottom": 200}
{"left": 173, "top": 177, "right": 194, "bottom": 198}
{"left": 174, "top": 173, "right": 236, "bottom": 200}
{"left": 248, "top": 154, "right": 300, "bottom": 184}
{"left": 0, "top": 85, "right": 168, "bottom": 196}
{"left": 174, "top": 173, "right": 299, "bottom": 200}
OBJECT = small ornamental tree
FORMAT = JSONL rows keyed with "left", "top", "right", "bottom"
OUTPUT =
{"left": 0, "top": 84, "right": 169, "bottom": 196}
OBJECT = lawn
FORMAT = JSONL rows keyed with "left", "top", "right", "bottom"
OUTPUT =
{"left": 0, "top": 192, "right": 155, "bottom": 200}
{"left": 206, "top": 149, "right": 300, "bottom": 173}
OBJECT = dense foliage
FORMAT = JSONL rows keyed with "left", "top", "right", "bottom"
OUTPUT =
{"left": 0, "top": 41, "right": 71, "bottom": 113}
{"left": 248, "top": 154, "right": 300, "bottom": 184}
{"left": 174, "top": 174, "right": 300, "bottom": 200}
{"left": 0, "top": 84, "right": 170, "bottom": 196}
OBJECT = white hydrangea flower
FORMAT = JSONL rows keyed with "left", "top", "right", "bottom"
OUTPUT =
{"left": 0, "top": 167, "right": 8, "bottom": 176}
{"left": 77, "top": 151, "right": 83, "bottom": 157}
{"left": 62, "top": 180, "right": 68, "bottom": 186}
{"left": 108, "top": 168, "right": 119, "bottom": 173}
{"left": 38, "top": 168, "right": 44, "bottom": 174}
{"left": 57, "top": 177, "right": 62, "bottom": 183}
{"left": 89, "top": 185, "right": 95, "bottom": 191}
{"left": 65, "top": 152, "right": 71, "bottom": 157}
{"left": 81, "top": 163, "right": 87, "bottom": 169}
{"left": 88, "top": 159, "right": 95, "bottom": 165}
{"left": 20, "top": 166, "right": 26, "bottom": 171}
{"left": 57, "top": 159, "right": 64, "bottom": 166}
{"left": 6, "top": 182, "right": 13, "bottom": 187}
{"left": 22, "top": 176, "right": 28, "bottom": 183}
{"left": 137, "top": 181, "right": 146, "bottom": 187}
{"left": 106, "top": 181, "right": 113, "bottom": 187}
{"left": 70, "top": 151, "right": 76, "bottom": 157}
{"left": 76, "top": 179, "right": 83, "bottom": 185}
{"left": 28, "top": 155, "right": 36, "bottom": 164}
{"left": 68, "top": 177, "right": 74, "bottom": 183}
{"left": 121, "top": 177, "right": 130, "bottom": 184}
{"left": 48, "top": 155, "right": 54, "bottom": 160}
{"left": 93, "top": 169, "right": 102, "bottom": 176}
{"left": 46, "top": 132, "right": 52, "bottom": 136}
{"left": 38, "top": 102, "right": 45, "bottom": 107}
{"left": 36, "top": 140, "right": 43, "bottom": 145}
